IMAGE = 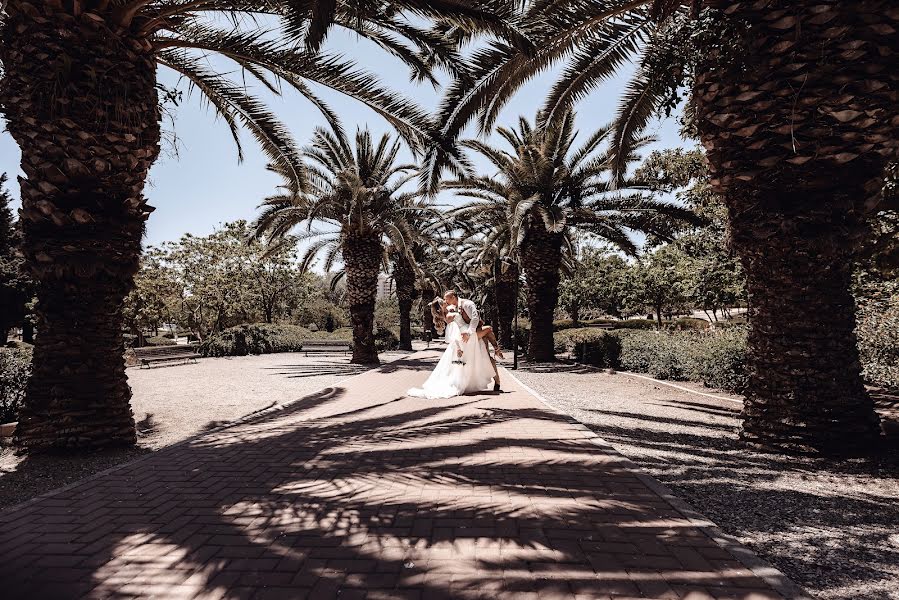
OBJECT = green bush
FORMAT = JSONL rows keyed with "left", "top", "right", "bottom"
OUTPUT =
{"left": 668, "top": 317, "right": 711, "bottom": 330}
{"left": 554, "top": 318, "right": 617, "bottom": 331}
{"left": 0, "top": 346, "right": 31, "bottom": 424}
{"left": 685, "top": 328, "right": 748, "bottom": 393}
{"left": 513, "top": 323, "right": 530, "bottom": 354}
{"left": 613, "top": 328, "right": 748, "bottom": 393}
{"left": 143, "top": 336, "right": 175, "bottom": 347}
{"left": 553, "top": 319, "right": 577, "bottom": 331}
{"left": 613, "top": 319, "right": 657, "bottom": 330}
{"left": 555, "top": 328, "right": 621, "bottom": 368}
{"left": 617, "top": 330, "right": 689, "bottom": 379}
{"left": 857, "top": 293, "right": 899, "bottom": 389}
{"left": 374, "top": 328, "right": 400, "bottom": 352}
{"left": 200, "top": 323, "right": 311, "bottom": 357}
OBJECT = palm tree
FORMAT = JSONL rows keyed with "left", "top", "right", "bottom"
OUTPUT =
{"left": 429, "top": 0, "right": 897, "bottom": 452}
{"left": 389, "top": 247, "right": 418, "bottom": 352}
{"left": 447, "top": 111, "right": 698, "bottom": 361}
{"left": 448, "top": 213, "right": 521, "bottom": 350}
{"left": 254, "top": 126, "right": 437, "bottom": 364}
{"left": 0, "top": 0, "right": 523, "bottom": 450}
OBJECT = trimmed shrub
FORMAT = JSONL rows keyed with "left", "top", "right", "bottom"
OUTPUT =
{"left": 554, "top": 318, "right": 618, "bottom": 331}
{"left": 200, "top": 323, "right": 311, "bottom": 357}
{"left": 553, "top": 319, "right": 577, "bottom": 331}
{"left": 613, "top": 319, "right": 657, "bottom": 330}
{"left": 614, "top": 328, "right": 748, "bottom": 393}
{"left": 668, "top": 317, "right": 711, "bottom": 330}
{"left": 143, "top": 336, "right": 175, "bottom": 347}
{"left": 685, "top": 328, "right": 748, "bottom": 393}
{"left": 0, "top": 346, "right": 31, "bottom": 424}
{"left": 617, "top": 330, "right": 689, "bottom": 380}
{"left": 513, "top": 324, "right": 530, "bottom": 354}
{"left": 555, "top": 328, "right": 621, "bottom": 368}
{"left": 374, "top": 328, "right": 400, "bottom": 352}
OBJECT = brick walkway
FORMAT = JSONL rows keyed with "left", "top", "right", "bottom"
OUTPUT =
{"left": 0, "top": 351, "right": 808, "bottom": 599}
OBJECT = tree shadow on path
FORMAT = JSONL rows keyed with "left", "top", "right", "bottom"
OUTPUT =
{"left": 0, "top": 357, "right": 800, "bottom": 599}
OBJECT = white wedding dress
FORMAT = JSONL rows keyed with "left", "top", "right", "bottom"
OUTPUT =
{"left": 408, "top": 312, "right": 496, "bottom": 399}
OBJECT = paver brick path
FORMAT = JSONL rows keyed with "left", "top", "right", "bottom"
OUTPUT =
{"left": 0, "top": 352, "right": 806, "bottom": 599}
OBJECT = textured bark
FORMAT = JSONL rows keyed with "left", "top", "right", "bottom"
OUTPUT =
{"left": 495, "top": 260, "right": 518, "bottom": 349}
{"left": 694, "top": 1, "right": 898, "bottom": 453}
{"left": 728, "top": 195, "right": 881, "bottom": 453}
{"left": 418, "top": 283, "right": 436, "bottom": 341}
{"left": 521, "top": 223, "right": 563, "bottom": 363}
{"left": 1, "top": 3, "right": 161, "bottom": 450}
{"left": 343, "top": 237, "right": 381, "bottom": 365}
{"left": 393, "top": 255, "right": 416, "bottom": 351}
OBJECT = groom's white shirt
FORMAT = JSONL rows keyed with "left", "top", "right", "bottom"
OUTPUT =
{"left": 458, "top": 298, "right": 480, "bottom": 335}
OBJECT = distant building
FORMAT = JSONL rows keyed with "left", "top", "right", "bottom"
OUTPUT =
{"left": 376, "top": 273, "right": 393, "bottom": 300}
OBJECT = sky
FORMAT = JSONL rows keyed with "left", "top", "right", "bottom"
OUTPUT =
{"left": 0, "top": 28, "right": 688, "bottom": 249}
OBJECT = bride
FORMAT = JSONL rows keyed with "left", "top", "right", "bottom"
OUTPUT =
{"left": 408, "top": 295, "right": 502, "bottom": 399}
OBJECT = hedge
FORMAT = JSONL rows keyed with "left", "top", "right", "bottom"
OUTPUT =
{"left": 556, "top": 326, "right": 749, "bottom": 394}
{"left": 143, "top": 336, "right": 176, "bottom": 347}
{"left": 199, "top": 323, "right": 400, "bottom": 357}
{"left": 200, "top": 324, "right": 310, "bottom": 357}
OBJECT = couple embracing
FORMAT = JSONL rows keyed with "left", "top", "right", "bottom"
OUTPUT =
{"left": 408, "top": 290, "right": 505, "bottom": 400}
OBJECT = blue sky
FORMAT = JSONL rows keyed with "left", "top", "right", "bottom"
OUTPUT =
{"left": 0, "top": 29, "right": 688, "bottom": 248}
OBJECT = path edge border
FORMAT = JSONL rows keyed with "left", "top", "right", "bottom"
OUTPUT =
{"left": 502, "top": 366, "right": 815, "bottom": 600}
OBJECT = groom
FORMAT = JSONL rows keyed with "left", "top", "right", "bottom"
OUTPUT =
{"left": 444, "top": 290, "right": 501, "bottom": 392}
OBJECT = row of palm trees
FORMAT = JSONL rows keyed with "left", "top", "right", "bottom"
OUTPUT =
{"left": 252, "top": 111, "right": 695, "bottom": 364}
{"left": 2, "top": 1, "right": 895, "bottom": 455}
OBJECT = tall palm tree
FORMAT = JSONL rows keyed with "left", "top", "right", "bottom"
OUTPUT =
{"left": 254, "top": 126, "right": 437, "bottom": 364}
{"left": 429, "top": 0, "right": 898, "bottom": 452}
{"left": 389, "top": 246, "right": 418, "bottom": 352}
{"left": 0, "top": 0, "right": 523, "bottom": 451}
{"left": 448, "top": 111, "right": 698, "bottom": 361}
{"left": 448, "top": 213, "right": 521, "bottom": 350}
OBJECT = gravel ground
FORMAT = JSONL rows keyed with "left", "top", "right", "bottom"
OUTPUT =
{"left": 511, "top": 362, "right": 899, "bottom": 600}
{"left": 0, "top": 349, "right": 411, "bottom": 510}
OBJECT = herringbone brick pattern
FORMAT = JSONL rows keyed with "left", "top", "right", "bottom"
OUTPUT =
{"left": 0, "top": 352, "right": 803, "bottom": 599}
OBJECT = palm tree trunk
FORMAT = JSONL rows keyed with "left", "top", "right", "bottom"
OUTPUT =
{"left": 393, "top": 255, "right": 416, "bottom": 351}
{"left": 728, "top": 199, "right": 881, "bottom": 453}
{"left": 2, "top": 3, "right": 161, "bottom": 450}
{"left": 495, "top": 261, "right": 518, "bottom": 349}
{"left": 521, "top": 224, "right": 563, "bottom": 362}
{"left": 419, "top": 283, "right": 436, "bottom": 341}
{"left": 694, "top": 1, "right": 895, "bottom": 453}
{"left": 343, "top": 236, "right": 381, "bottom": 365}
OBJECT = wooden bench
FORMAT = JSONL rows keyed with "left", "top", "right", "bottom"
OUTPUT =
{"left": 134, "top": 344, "right": 199, "bottom": 368}
{"left": 302, "top": 340, "right": 351, "bottom": 356}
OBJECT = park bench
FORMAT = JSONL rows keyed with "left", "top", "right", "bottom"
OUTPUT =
{"left": 302, "top": 340, "right": 351, "bottom": 356}
{"left": 134, "top": 344, "right": 200, "bottom": 368}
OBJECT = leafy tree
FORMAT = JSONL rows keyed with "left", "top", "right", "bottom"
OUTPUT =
{"left": 0, "top": 174, "right": 33, "bottom": 345}
{"left": 625, "top": 245, "right": 692, "bottom": 327}
{"left": 559, "top": 248, "right": 631, "bottom": 321}
{"left": 122, "top": 248, "right": 179, "bottom": 345}
{"left": 636, "top": 148, "right": 745, "bottom": 320}
{"left": 448, "top": 111, "right": 698, "bottom": 361}
{"left": 162, "top": 222, "right": 304, "bottom": 340}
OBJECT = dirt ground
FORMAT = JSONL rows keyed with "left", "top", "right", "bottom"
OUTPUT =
{"left": 512, "top": 362, "right": 899, "bottom": 600}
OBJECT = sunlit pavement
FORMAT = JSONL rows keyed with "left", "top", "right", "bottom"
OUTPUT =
{"left": 0, "top": 351, "right": 808, "bottom": 599}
